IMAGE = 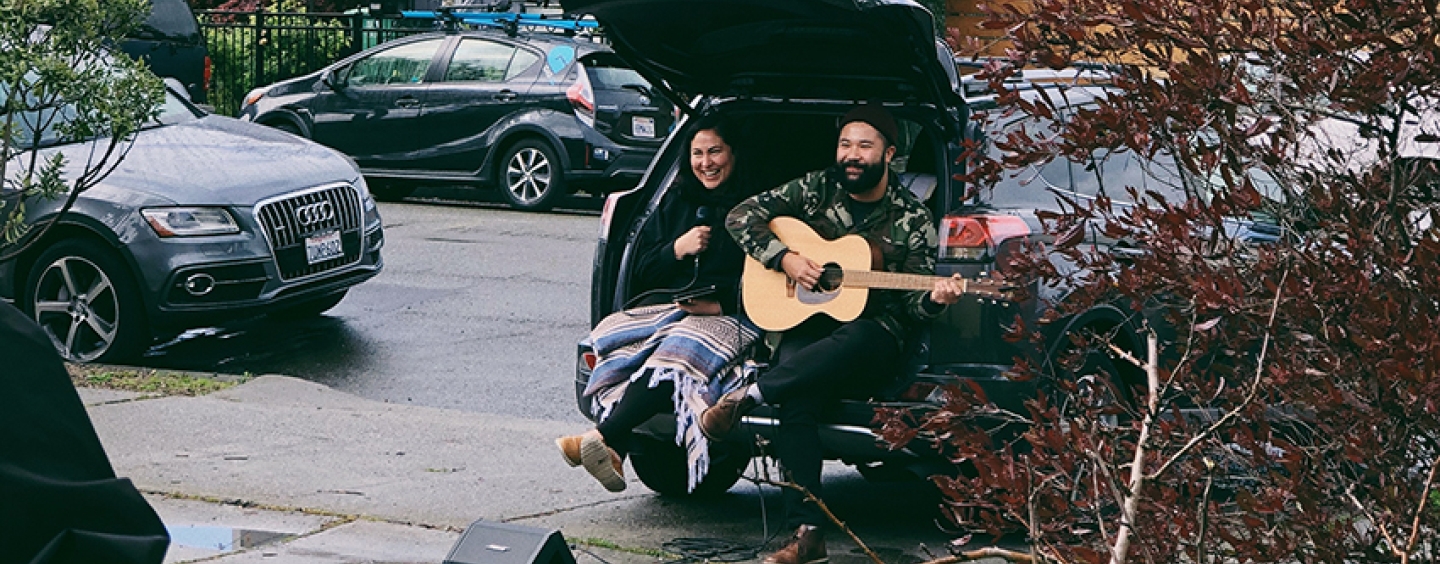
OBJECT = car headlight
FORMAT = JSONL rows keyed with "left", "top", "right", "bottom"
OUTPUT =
{"left": 243, "top": 87, "right": 267, "bottom": 108}
{"left": 142, "top": 207, "right": 240, "bottom": 237}
{"left": 357, "top": 177, "right": 377, "bottom": 212}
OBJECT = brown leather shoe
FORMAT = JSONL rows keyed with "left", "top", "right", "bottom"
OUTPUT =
{"left": 764, "top": 525, "right": 827, "bottom": 564}
{"left": 699, "top": 387, "right": 757, "bottom": 441}
{"left": 555, "top": 434, "right": 584, "bottom": 467}
{"left": 555, "top": 431, "right": 626, "bottom": 492}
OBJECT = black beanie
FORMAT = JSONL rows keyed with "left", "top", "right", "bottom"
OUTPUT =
{"left": 840, "top": 104, "right": 899, "bottom": 146}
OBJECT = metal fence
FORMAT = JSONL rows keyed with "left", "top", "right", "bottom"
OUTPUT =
{"left": 198, "top": 10, "right": 435, "bottom": 116}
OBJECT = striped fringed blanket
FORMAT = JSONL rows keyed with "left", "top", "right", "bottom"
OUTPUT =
{"left": 583, "top": 303, "right": 761, "bottom": 493}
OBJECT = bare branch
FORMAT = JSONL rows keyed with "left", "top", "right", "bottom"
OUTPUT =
{"left": 1108, "top": 331, "right": 1160, "bottom": 564}
{"left": 1347, "top": 485, "right": 1402, "bottom": 561}
{"left": 757, "top": 477, "right": 886, "bottom": 564}
{"left": 1401, "top": 451, "right": 1440, "bottom": 563}
{"left": 1151, "top": 270, "right": 1288, "bottom": 480}
{"left": 918, "top": 547, "right": 1038, "bottom": 564}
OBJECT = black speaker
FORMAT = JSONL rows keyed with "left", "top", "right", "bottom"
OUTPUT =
{"left": 444, "top": 520, "right": 577, "bottom": 564}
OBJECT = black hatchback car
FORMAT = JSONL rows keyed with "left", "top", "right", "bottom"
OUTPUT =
{"left": 118, "top": 0, "right": 210, "bottom": 104}
{"left": 239, "top": 21, "right": 675, "bottom": 211}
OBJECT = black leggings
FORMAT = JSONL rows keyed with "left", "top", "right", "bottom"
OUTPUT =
{"left": 756, "top": 316, "right": 902, "bottom": 529}
{"left": 596, "top": 380, "right": 675, "bottom": 458}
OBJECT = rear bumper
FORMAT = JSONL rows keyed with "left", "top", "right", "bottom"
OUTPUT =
{"left": 566, "top": 129, "right": 658, "bottom": 190}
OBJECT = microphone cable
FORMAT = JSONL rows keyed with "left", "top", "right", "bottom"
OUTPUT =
{"left": 621, "top": 205, "right": 714, "bottom": 312}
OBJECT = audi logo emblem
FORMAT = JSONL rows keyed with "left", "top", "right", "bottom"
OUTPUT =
{"left": 294, "top": 201, "right": 335, "bottom": 226}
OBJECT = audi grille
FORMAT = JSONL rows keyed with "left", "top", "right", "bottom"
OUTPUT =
{"left": 254, "top": 183, "right": 364, "bottom": 281}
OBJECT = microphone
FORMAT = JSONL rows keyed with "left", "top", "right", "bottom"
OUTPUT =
{"left": 689, "top": 206, "right": 714, "bottom": 282}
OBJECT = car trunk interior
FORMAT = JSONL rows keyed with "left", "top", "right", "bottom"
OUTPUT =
{"left": 610, "top": 101, "right": 950, "bottom": 335}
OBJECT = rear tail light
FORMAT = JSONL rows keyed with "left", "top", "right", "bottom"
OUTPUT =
{"left": 940, "top": 214, "right": 1031, "bottom": 265}
{"left": 203, "top": 55, "right": 212, "bottom": 93}
{"left": 567, "top": 66, "right": 596, "bottom": 127}
{"left": 896, "top": 381, "right": 940, "bottom": 402}
{"left": 581, "top": 350, "right": 598, "bottom": 371}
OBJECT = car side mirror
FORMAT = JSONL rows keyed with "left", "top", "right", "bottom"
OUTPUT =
{"left": 322, "top": 68, "right": 347, "bottom": 90}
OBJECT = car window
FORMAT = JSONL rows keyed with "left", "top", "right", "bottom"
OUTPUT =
{"left": 507, "top": 49, "right": 540, "bottom": 81}
{"left": 981, "top": 111, "right": 1077, "bottom": 209}
{"left": 1074, "top": 147, "right": 1187, "bottom": 205}
{"left": 1, "top": 87, "right": 189, "bottom": 151}
{"left": 345, "top": 38, "right": 443, "bottom": 87}
{"left": 137, "top": 0, "right": 200, "bottom": 41}
{"left": 444, "top": 38, "right": 521, "bottom": 83}
{"left": 586, "top": 64, "right": 647, "bottom": 90}
{"left": 153, "top": 89, "right": 199, "bottom": 125}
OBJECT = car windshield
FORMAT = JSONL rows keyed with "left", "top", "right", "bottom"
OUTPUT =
{"left": 136, "top": 0, "right": 201, "bottom": 41}
{"left": 588, "top": 64, "right": 649, "bottom": 90}
{"left": 977, "top": 100, "right": 1188, "bottom": 211}
{"left": 2, "top": 80, "right": 194, "bottom": 150}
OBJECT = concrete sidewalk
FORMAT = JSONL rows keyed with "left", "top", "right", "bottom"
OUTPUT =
{"left": 81, "top": 375, "right": 986, "bottom": 564}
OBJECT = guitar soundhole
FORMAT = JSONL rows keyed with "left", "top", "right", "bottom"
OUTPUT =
{"left": 816, "top": 264, "right": 844, "bottom": 292}
{"left": 795, "top": 264, "right": 844, "bottom": 306}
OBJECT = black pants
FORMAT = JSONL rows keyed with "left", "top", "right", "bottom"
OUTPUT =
{"left": 755, "top": 316, "right": 902, "bottom": 529}
{"left": 596, "top": 380, "right": 675, "bottom": 458}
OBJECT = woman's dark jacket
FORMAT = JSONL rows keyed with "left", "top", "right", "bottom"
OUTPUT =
{"left": 629, "top": 179, "right": 746, "bottom": 314}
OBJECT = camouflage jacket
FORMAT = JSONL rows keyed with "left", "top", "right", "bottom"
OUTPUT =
{"left": 725, "top": 168, "right": 941, "bottom": 350}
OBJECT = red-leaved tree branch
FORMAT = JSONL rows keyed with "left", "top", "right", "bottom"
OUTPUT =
{"left": 880, "top": 0, "right": 1440, "bottom": 562}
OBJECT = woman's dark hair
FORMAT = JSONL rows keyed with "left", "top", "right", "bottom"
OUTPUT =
{"left": 676, "top": 116, "right": 744, "bottom": 207}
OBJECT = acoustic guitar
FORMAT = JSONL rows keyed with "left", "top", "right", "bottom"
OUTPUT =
{"left": 741, "top": 217, "right": 1011, "bottom": 331}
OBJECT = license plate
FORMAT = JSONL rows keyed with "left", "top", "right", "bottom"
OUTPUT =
{"left": 305, "top": 230, "right": 343, "bottom": 265}
{"left": 632, "top": 116, "right": 655, "bottom": 138}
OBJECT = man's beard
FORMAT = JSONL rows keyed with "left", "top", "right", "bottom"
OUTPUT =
{"left": 831, "top": 159, "right": 886, "bottom": 194}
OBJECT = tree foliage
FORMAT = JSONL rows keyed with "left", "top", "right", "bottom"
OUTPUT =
{"left": 1, "top": 0, "right": 163, "bottom": 259}
{"left": 885, "top": 1, "right": 1440, "bottom": 562}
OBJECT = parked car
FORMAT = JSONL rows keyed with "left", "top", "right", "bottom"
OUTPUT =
{"left": 567, "top": 0, "right": 1285, "bottom": 497}
{"left": 0, "top": 80, "right": 385, "bottom": 364}
{"left": 118, "top": 0, "right": 210, "bottom": 104}
{"left": 238, "top": 21, "right": 675, "bottom": 211}
{"left": 568, "top": 0, "right": 984, "bottom": 496}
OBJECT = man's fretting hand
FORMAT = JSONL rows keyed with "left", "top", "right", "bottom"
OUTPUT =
{"left": 930, "top": 273, "right": 967, "bottom": 306}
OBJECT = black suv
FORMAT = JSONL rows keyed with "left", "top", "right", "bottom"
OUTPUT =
{"left": 239, "top": 18, "right": 675, "bottom": 211}
{"left": 566, "top": 1, "right": 1288, "bottom": 497}
{"left": 118, "top": 0, "right": 210, "bottom": 104}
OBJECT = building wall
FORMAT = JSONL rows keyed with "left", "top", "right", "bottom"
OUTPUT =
{"left": 945, "top": 0, "right": 1013, "bottom": 56}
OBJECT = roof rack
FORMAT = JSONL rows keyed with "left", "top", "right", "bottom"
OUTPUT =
{"left": 403, "top": 2, "right": 597, "bottom": 37}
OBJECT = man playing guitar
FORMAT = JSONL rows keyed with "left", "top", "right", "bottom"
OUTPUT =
{"left": 698, "top": 104, "right": 966, "bottom": 564}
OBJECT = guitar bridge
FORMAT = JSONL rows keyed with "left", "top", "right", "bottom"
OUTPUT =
{"left": 785, "top": 277, "right": 796, "bottom": 298}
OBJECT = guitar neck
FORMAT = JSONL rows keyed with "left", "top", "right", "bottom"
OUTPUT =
{"left": 841, "top": 270, "right": 946, "bottom": 291}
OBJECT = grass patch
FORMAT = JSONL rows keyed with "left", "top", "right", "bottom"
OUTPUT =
{"left": 67, "top": 364, "right": 246, "bottom": 396}
{"left": 571, "top": 537, "right": 678, "bottom": 559}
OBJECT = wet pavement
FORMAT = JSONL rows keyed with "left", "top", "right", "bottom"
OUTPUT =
{"left": 134, "top": 197, "right": 602, "bottom": 423}
{"left": 83, "top": 376, "right": 1014, "bottom": 564}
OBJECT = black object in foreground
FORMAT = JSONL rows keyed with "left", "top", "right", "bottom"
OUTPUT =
{"left": 0, "top": 302, "right": 169, "bottom": 564}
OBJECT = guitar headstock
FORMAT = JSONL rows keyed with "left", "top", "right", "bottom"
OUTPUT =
{"left": 965, "top": 273, "right": 1019, "bottom": 300}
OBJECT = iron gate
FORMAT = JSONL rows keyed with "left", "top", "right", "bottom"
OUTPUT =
{"left": 198, "top": 9, "right": 434, "bottom": 116}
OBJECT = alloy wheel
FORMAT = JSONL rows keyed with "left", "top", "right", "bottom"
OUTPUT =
{"left": 505, "top": 146, "right": 552, "bottom": 206}
{"left": 32, "top": 255, "right": 121, "bottom": 362}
